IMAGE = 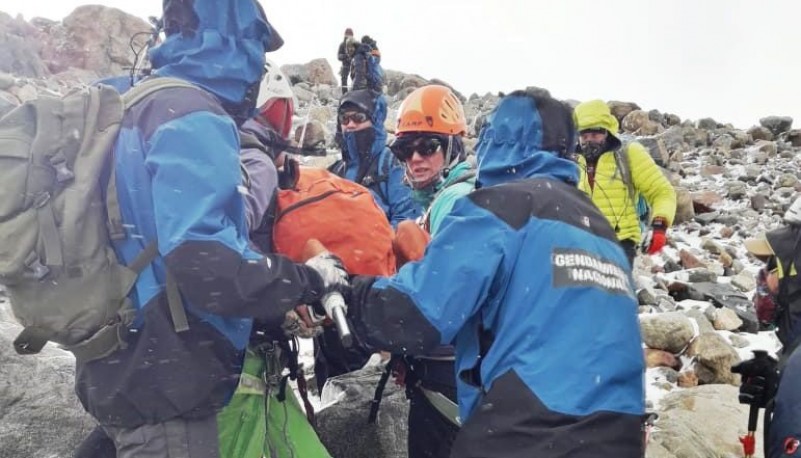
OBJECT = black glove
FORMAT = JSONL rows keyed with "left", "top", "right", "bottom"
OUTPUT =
{"left": 731, "top": 350, "right": 779, "bottom": 408}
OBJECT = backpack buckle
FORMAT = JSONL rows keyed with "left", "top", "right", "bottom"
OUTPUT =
{"left": 50, "top": 155, "right": 75, "bottom": 183}
{"left": 24, "top": 257, "right": 50, "bottom": 280}
{"left": 54, "top": 163, "right": 75, "bottom": 183}
{"left": 34, "top": 192, "right": 51, "bottom": 209}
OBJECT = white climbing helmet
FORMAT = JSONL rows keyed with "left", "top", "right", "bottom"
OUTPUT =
{"left": 785, "top": 197, "right": 801, "bottom": 225}
{"left": 255, "top": 58, "right": 296, "bottom": 138}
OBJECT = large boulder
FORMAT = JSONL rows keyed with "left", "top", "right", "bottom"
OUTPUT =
{"left": 304, "top": 58, "right": 338, "bottom": 86}
{"left": 0, "top": 301, "right": 96, "bottom": 458}
{"left": 294, "top": 119, "right": 328, "bottom": 150}
{"left": 37, "top": 6, "right": 150, "bottom": 76}
{"left": 316, "top": 366, "right": 409, "bottom": 458}
{"left": 607, "top": 100, "right": 641, "bottom": 123}
{"left": 747, "top": 125, "right": 773, "bottom": 142}
{"left": 0, "top": 12, "right": 50, "bottom": 77}
{"left": 686, "top": 332, "right": 741, "bottom": 385}
{"left": 622, "top": 110, "right": 664, "bottom": 135}
{"left": 787, "top": 129, "right": 801, "bottom": 147}
{"left": 648, "top": 385, "right": 765, "bottom": 458}
{"left": 640, "top": 312, "right": 695, "bottom": 354}
{"left": 384, "top": 70, "right": 427, "bottom": 98}
{"left": 638, "top": 136, "right": 670, "bottom": 166}
{"left": 759, "top": 116, "right": 793, "bottom": 136}
{"left": 282, "top": 59, "right": 337, "bottom": 87}
{"left": 673, "top": 187, "right": 696, "bottom": 224}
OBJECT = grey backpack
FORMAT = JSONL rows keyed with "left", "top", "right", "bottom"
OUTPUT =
{"left": 0, "top": 77, "right": 193, "bottom": 362}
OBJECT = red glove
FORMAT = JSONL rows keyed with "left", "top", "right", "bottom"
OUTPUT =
{"left": 647, "top": 218, "right": 667, "bottom": 254}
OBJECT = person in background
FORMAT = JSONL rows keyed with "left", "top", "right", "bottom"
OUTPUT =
{"left": 330, "top": 88, "right": 422, "bottom": 228}
{"left": 573, "top": 99, "right": 676, "bottom": 265}
{"left": 336, "top": 28, "right": 356, "bottom": 94}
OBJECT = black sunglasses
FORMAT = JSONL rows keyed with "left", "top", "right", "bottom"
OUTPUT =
{"left": 390, "top": 134, "right": 448, "bottom": 161}
{"left": 338, "top": 111, "right": 370, "bottom": 125}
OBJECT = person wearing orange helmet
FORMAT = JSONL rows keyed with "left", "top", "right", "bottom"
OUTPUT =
{"left": 385, "top": 84, "right": 477, "bottom": 458}
{"left": 390, "top": 84, "right": 476, "bottom": 235}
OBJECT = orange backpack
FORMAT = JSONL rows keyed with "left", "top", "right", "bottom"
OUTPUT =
{"left": 272, "top": 167, "right": 396, "bottom": 276}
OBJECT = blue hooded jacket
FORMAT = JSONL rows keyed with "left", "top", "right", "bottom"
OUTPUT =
{"left": 76, "top": 0, "right": 326, "bottom": 428}
{"left": 338, "top": 91, "right": 421, "bottom": 227}
{"left": 348, "top": 92, "right": 645, "bottom": 456}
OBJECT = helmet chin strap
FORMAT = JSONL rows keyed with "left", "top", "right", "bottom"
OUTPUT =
{"left": 404, "top": 135, "right": 457, "bottom": 190}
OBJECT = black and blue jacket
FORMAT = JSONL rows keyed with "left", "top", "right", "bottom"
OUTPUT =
{"left": 336, "top": 92, "right": 421, "bottom": 227}
{"left": 75, "top": 0, "right": 325, "bottom": 427}
{"left": 349, "top": 93, "right": 645, "bottom": 456}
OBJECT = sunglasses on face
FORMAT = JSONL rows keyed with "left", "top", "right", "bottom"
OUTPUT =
{"left": 390, "top": 135, "right": 447, "bottom": 161}
{"left": 338, "top": 111, "right": 369, "bottom": 125}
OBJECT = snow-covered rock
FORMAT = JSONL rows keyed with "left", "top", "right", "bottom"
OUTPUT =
{"left": 647, "top": 385, "right": 766, "bottom": 458}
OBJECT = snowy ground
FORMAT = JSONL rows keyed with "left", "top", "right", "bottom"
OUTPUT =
{"left": 645, "top": 327, "right": 781, "bottom": 410}
{"left": 641, "top": 216, "right": 783, "bottom": 411}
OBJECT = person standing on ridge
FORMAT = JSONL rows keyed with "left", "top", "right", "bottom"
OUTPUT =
{"left": 337, "top": 28, "right": 356, "bottom": 94}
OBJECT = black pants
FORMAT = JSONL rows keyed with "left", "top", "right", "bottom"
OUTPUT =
{"left": 340, "top": 67, "right": 350, "bottom": 93}
{"left": 75, "top": 426, "right": 116, "bottom": 458}
{"left": 314, "top": 326, "right": 371, "bottom": 392}
{"left": 620, "top": 239, "right": 637, "bottom": 267}
{"left": 406, "top": 358, "right": 460, "bottom": 458}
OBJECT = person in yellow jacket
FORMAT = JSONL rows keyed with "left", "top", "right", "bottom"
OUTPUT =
{"left": 573, "top": 99, "right": 676, "bottom": 264}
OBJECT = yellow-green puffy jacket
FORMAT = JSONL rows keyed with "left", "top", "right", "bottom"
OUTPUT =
{"left": 574, "top": 100, "right": 676, "bottom": 244}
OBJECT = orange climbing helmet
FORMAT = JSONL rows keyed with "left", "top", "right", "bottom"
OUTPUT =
{"left": 396, "top": 84, "right": 467, "bottom": 136}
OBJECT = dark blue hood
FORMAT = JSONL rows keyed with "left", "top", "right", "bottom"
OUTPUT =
{"left": 149, "top": 0, "right": 282, "bottom": 104}
{"left": 476, "top": 92, "right": 578, "bottom": 188}
{"left": 343, "top": 91, "right": 388, "bottom": 164}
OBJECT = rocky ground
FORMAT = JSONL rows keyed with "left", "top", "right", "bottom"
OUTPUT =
{"left": 2, "top": 5, "right": 801, "bottom": 458}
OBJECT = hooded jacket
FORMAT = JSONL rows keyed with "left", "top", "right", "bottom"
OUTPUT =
{"left": 413, "top": 160, "right": 476, "bottom": 236}
{"left": 574, "top": 99, "right": 676, "bottom": 243}
{"left": 76, "top": 0, "right": 325, "bottom": 427}
{"left": 336, "top": 91, "right": 421, "bottom": 227}
{"left": 347, "top": 93, "right": 645, "bottom": 456}
{"left": 239, "top": 119, "right": 280, "bottom": 233}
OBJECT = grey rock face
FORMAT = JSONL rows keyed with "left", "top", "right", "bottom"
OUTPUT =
{"left": 0, "top": 302, "right": 96, "bottom": 458}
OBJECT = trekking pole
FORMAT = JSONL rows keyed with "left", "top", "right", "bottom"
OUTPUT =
{"left": 302, "top": 239, "right": 352, "bottom": 347}
{"left": 296, "top": 94, "right": 318, "bottom": 151}
{"left": 323, "top": 291, "right": 352, "bottom": 348}
{"left": 740, "top": 403, "right": 759, "bottom": 458}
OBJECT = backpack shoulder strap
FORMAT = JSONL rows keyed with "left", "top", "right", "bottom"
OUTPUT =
{"left": 362, "top": 150, "right": 393, "bottom": 203}
{"left": 612, "top": 142, "right": 636, "bottom": 205}
{"left": 107, "top": 77, "right": 197, "bottom": 336}
{"left": 121, "top": 77, "right": 198, "bottom": 109}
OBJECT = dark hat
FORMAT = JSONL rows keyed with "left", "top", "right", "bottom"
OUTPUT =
{"left": 339, "top": 89, "right": 376, "bottom": 118}
{"left": 344, "top": 28, "right": 354, "bottom": 36}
